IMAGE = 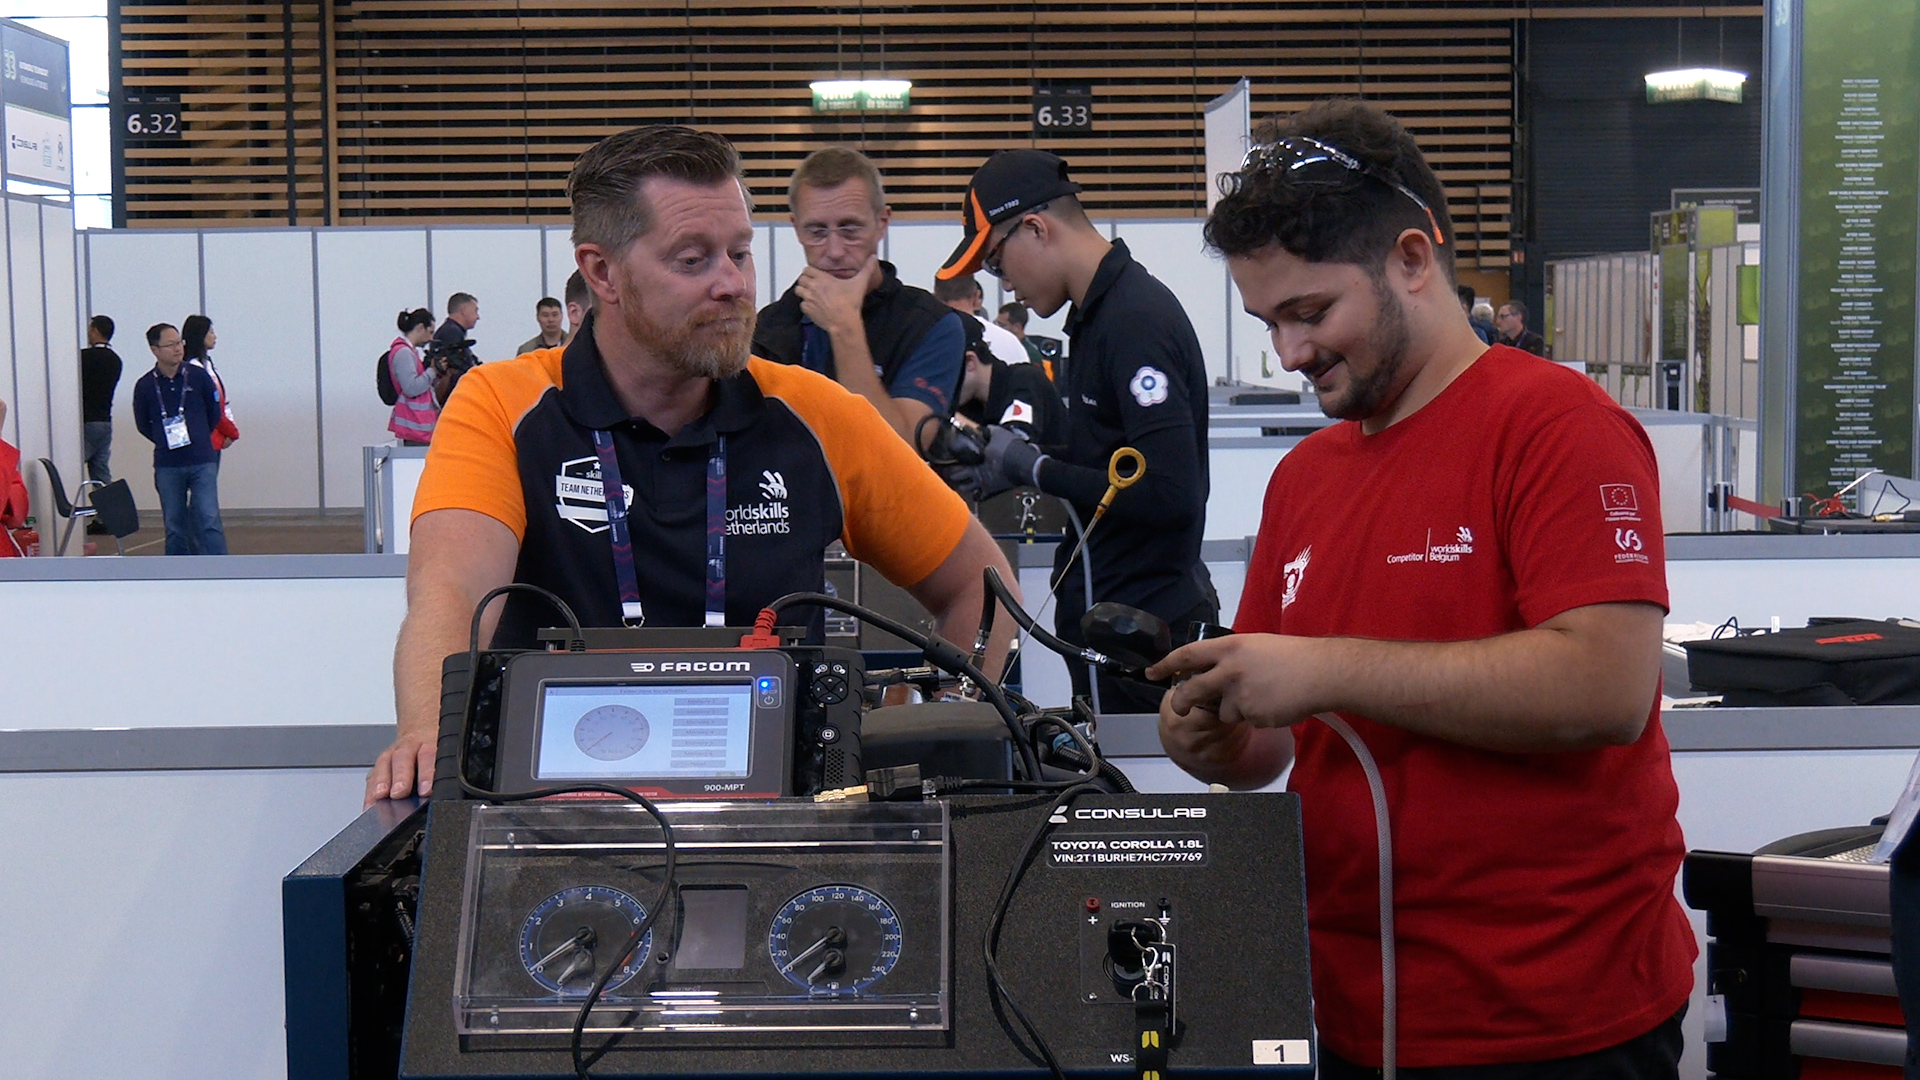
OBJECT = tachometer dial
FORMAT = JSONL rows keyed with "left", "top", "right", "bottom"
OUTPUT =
{"left": 767, "top": 884, "right": 901, "bottom": 994}
{"left": 518, "top": 885, "right": 652, "bottom": 996}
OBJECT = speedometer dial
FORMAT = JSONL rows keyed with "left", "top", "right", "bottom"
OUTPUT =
{"left": 767, "top": 884, "right": 902, "bottom": 994}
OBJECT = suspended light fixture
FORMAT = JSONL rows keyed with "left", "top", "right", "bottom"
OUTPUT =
{"left": 1644, "top": 67, "right": 1746, "bottom": 104}
{"left": 809, "top": 79, "right": 912, "bottom": 113}
{"left": 810, "top": 1, "right": 909, "bottom": 113}
{"left": 1645, "top": 16, "right": 1744, "bottom": 103}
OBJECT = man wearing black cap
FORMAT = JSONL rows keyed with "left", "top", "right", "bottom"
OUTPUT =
{"left": 937, "top": 149, "right": 1214, "bottom": 713}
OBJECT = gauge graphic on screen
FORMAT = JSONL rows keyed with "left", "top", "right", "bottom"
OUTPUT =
{"left": 518, "top": 885, "right": 653, "bottom": 997}
{"left": 767, "top": 883, "right": 902, "bottom": 993}
{"left": 573, "top": 703, "right": 650, "bottom": 761}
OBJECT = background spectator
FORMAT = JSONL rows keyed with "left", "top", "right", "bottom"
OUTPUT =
{"left": 181, "top": 314, "right": 239, "bottom": 450}
{"left": 1459, "top": 285, "right": 1495, "bottom": 344}
{"left": 933, "top": 273, "right": 1029, "bottom": 367}
{"left": 0, "top": 398, "right": 31, "bottom": 556}
{"left": 564, "top": 269, "right": 593, "bottom": 335}
{"left": 996, "top": 301, "right": 1048, "bottom": 366}
{"left": 133, "top": 323, "right": 227, "bottom": 555}
{"left": 516, "top": 296, "right": 568, "bottom": 355}
{"left": 388, "top": 308, "right": 440, "bottom": 445}
{"left": 1497, "top": 299, "right": 1546, "bottom": 356}
{"left": 80, "top": 315, "right": 122, "bottom": 484}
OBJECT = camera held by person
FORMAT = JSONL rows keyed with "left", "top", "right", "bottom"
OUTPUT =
{"left": 424, "top": 335, "right": 478, "bottom": 403}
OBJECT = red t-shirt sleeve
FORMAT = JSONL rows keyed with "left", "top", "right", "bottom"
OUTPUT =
{"left": 1500, "top": 400, "right": 1669, "bottom": 625}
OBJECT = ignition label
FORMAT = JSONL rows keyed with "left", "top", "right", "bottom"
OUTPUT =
{"left": 1047, "top": 832, "right": 1209, "bottom": 868}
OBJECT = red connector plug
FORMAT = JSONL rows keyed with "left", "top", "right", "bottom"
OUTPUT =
{"left": 738, "top": 608, "right": 781, "bottom": 650}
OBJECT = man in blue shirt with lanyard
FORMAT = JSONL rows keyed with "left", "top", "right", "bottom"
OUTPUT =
{"left": 366, "top": 127, "right": 1017, "bottom": 805}
{"left": 131, "top": 322, "right": 227, "bottom": 555}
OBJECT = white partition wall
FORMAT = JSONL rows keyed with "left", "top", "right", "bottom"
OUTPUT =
{"left": 884, "top": 219, "right": 966, "bottom": 300}
{"left": 202, "top": 230, "right": 322, "bottom": 509}
{"left": 41, "top": 205, "right": 80, "bottom": 474}
{"left": 751, "top": 223, "right": 776, "bottom": 308}
{"left": 1112, "top": 220, "right": 1232, "bottom": 385}
{"left": 316, "top": 229, "right": 431, "bottom": 507}
{"left": 770, "top": 219, "right": 807, "bottom": 304}
{"left": 542, "top": 225, "right": 575, "bottom": 307}
{"left": 1, "top": 197, "right": 82, "bottom": 523}
{"left": 9, "top": 201, "right": 50, "bottom": 466}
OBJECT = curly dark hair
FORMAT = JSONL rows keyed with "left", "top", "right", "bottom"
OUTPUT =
{"left": 1204, "top": 98, "right": 1455, "bottom": 283}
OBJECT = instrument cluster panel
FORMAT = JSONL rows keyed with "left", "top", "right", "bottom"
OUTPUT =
{"left": 451, "top": 800, "right": 949, "bottom": 1040}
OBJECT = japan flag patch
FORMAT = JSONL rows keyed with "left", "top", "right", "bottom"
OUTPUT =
{"left": 1000, "top": 399, "right": 1035, "bottom": 426}
{"left": 1129, "top": 366, "right": 1170, "bottom": 407}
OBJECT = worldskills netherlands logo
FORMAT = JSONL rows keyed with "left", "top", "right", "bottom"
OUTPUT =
{"left": 730, "top": 470, "right": 791, "bottom": 536}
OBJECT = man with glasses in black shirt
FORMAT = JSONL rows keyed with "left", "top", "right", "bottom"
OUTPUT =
{"left": 754, "top": 146, "right": 964, "bottom": 452}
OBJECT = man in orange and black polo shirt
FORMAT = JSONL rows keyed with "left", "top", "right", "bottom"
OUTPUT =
{"left": 365, "top": 126, "right": 1018, "bottom": 805}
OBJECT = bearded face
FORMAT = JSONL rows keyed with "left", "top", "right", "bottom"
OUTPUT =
{"left": 620, "top": 284, "right": 756, "bottom": 381}
{"left": 1313, "top": 272, "right": 1411, "bottom": 422}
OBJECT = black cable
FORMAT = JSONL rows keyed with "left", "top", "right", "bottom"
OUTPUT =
{"left": 981, "top": 566, "right": 1123, "bottom": 681}
{"left": 983, "top": 784, "right": 1106, "bottom": 1080}
{"left": 762, "top": 590, "right": 1042, "bottom": 782}
{"left": 451, "top": 583, "right": 675, "bottom": 1080}
{"left": 1027, "top": 712, "right": 1100, "bottom": 782}
{"left": 915, "top": 412, "right": 962, "bottom": 466}
{"left": 969, "top": 578, "right": 999, "bottom": 677}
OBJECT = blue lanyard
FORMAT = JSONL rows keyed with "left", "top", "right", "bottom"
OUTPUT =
{"left": 591, "top": 430, "right": 727, "bottom": 628}
{"left": 155, "top": 367, "right": 188, "bottom": 418}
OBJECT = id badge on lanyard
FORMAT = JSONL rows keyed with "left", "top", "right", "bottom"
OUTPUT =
{"left": 159, "top": 375, "right": 191, "bottom": 449}
{"left": 592, "top": 430, "right": 727, "bottom": 628}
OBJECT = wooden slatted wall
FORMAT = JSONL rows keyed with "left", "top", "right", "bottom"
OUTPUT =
{"left": 113, "top": 1, "right": 1764, "bottom": 269}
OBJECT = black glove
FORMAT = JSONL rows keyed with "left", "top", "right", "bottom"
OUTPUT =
{"left": 936, "top": 461, "right": 1013, "bottom": 503}
{"left": 981, "top": 424, "right": 1044, "bottom": 490}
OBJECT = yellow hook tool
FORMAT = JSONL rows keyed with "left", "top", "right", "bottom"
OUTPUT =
{"left": 1049, "top": 446, "right": 1146, "bottom": 597}
{"left": 999, "top": 446, "right": 1149, "bottom": 682}
{"left": 1093, "top": 446, "right": 1145, "bottom": 522}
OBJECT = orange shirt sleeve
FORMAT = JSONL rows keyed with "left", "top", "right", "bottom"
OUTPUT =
{"left": 409, "top": 351, "right": 562, "bottom": 541}
{"left": 750, "top": 358, "right": 970, "bottom": 588}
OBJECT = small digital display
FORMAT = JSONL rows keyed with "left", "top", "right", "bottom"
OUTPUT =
{"left": 535, "top": 682, "right": 753, "bottom": 781}
{"left": 675, "top": 887, "right": 750, "bottom": 970}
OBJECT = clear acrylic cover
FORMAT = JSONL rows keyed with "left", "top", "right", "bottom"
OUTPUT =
{"left": 452, "top": 800, "right": 950, "bottom": 1037}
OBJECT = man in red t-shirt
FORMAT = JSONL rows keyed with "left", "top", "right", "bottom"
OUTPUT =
{"left": 1148, "top": 99, "right": 1695, "bottom": 1077}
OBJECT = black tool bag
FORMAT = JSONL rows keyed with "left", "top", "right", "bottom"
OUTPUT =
{"left": 1685, "top": 619, "right": 1920, "bottom": 706}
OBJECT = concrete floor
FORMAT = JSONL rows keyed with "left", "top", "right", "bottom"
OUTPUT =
{"left": 77, "top": 510, "right": 366, "bottom": 556}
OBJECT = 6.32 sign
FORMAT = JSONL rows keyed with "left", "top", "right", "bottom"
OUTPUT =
{"left": 120, "top": 94, "right": 184, "bottom": 141}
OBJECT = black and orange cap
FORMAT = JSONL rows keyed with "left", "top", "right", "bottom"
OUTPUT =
{"left": 936, "top": 149, "right": 1082, "bottom": 281}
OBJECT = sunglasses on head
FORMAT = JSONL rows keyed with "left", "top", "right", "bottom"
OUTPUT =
{"left": 1232, "top": 136, "right": 1446, "bottom": 247}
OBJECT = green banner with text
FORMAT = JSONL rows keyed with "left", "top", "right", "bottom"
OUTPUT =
{"left": 1795, "top": 0, "right": 1920, "bottom": 495}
